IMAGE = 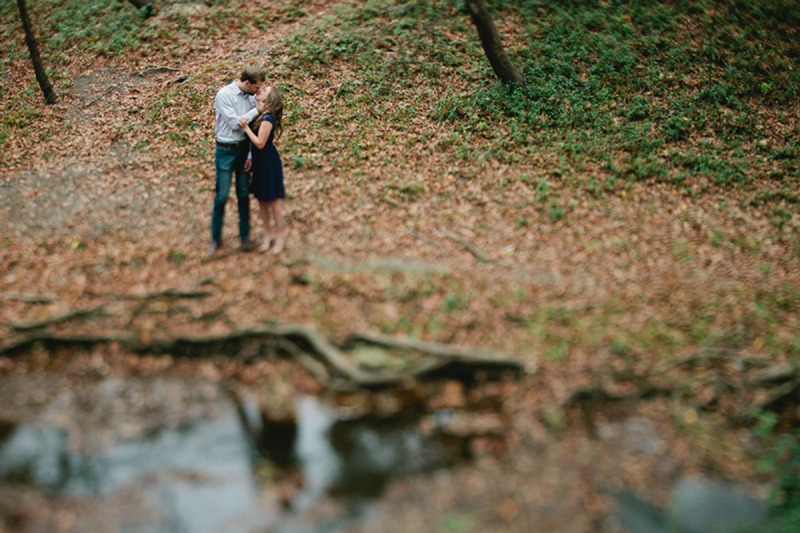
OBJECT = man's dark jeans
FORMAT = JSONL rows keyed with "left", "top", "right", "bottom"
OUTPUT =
{"left": 211, "top": 144, "right": 250, "bottom": 243}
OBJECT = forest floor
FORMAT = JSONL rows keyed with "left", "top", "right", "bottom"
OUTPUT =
{"left": 1, "top": 0, "right": 799, "bottom": 531}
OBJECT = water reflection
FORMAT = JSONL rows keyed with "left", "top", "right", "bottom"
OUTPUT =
{"left": 0, "top": 393, "right": 468, "bottom": 532}
{"left": 0, "top": 424, "right": 67, "bottom": 488}
{"left": 265, "top": 396, "right": 469, "bottom": 508}
{"left": 0, "top": 402, "right": 264, "bottom": 532}
{"left": 0, "top": 392, "right": 770, "bottom": 533}
{"left": 615, "top": 477, "right": 768, "bottom": 533}
{"left": 292, "top": 395, "right": 341, "bottom": 511}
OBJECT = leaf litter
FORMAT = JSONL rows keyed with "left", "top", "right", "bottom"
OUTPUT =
{"left": 0, "top": 0, "right": 798, "bottom": 530}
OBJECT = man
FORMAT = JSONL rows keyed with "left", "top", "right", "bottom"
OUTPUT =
{"left": 208, "top": 66, "right": 265, "bottom": 255}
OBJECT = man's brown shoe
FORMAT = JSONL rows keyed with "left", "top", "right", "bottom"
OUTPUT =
{"left": 241, "top": 238, "right": 257, "bottom": 252}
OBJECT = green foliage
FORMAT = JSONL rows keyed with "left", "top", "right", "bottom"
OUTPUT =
{"left": 0, "top": 94, "right": 44, "bottom": 156}
{"left": 748, "top": 411, "right": 800, "bottom": 531}
{"left": 2, "top": 97, "right": 43, "bottom": 130}
{"left": 261, "top": 0, "right": 800, "bottom": 209}
{"left": 167, "top": 250, "right": 188, "bottom": 266}
{"left": 440, "top": 513, "right": 475, "bottom": 533}
{"left": 261, "top": 0, "right": 793, "bottom": 212}
{"left": 482, "top": 0, "right": 798, "bottom": 192}
{"left": 35, "top": 0, "right": 154, "bottom": 59}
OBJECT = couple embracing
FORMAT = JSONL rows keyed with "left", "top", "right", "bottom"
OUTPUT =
{"left": 208, "top": 66, "right": 285, "bottom": 256}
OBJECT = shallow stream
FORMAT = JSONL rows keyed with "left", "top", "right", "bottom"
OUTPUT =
{"left": 0, "top": 380, "right": 770, "bottom": 532}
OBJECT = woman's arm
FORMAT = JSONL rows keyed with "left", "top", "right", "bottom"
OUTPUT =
{"left": 239, "top": 116, "right": 273, "bottom": 150}
{"left": 239, "top": 118, "right": 259, "bottom": 145}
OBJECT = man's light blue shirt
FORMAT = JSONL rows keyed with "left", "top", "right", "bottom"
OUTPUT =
{"left": 214, "top": 81, "right": 259, "bottom": 144}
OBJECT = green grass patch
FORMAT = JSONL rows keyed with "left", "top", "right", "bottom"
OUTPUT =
{"left": 263, "top": 0, "right": 800, "bottom": 217}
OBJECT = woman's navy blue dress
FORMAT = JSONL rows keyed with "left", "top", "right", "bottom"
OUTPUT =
{"left": 251, "top": 113, "right": 285, "bottom": 202}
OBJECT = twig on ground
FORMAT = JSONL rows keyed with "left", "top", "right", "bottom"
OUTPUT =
{"left": 438, "top": 228, "right": 520, "bottom": 269}
{"left": 231, "top": 45, "right": 270, "bottom": 61}
{"left": 604, "top": 128, "right": 659, "bottom": 150}
{"left": 200, "top": 249, "right": 241, "bottom": 264}
{"left": 4, "top": 293, "right": 59, "bottom": 304}
{"left": 334, "top": 124, "right": 360, "bottom": 162}
{"left": 437, "top": 227, "right": 493, "bottom": 263}
{"left": 381, "top": 195, "right": 405, "bottom": 209}
{"left": 82, "top": 84, "right": 120, "bottom": 109}
{"left": 164, "top": 75, "right": 190, "bottom": 86}
{"left": 138, "top": 289, "right": 213, "bottom": 300}
{"left": 656, "top": 348, "right": 771, "bottom": 371}
{"left": 508, "top": 201, "right": 537, "bottom": 209}
{"left": 407, "top": 227, "right": 444, "bottom": 249}
{"left": 135, "top": 65, "right": 182, "bottom": 77}
{"left": 88, "top": 289, "right": 213, "bottom": 300}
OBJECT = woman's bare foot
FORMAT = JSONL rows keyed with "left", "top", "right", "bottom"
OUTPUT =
{"left": 270, "top": 235, "right": 284, "bottom": 255}
{"left": 259, "top": 236, "right": 273, "bottom": 253}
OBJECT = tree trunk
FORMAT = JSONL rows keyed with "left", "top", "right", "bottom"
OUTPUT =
{"left": 17, "top": 0, "right": 57, "bottom": 104}
{"left": 466, "top": 0, "right": 524, "bottom": 85}
{"left": 126, "top": 0, "right": 157, "bottom": 17}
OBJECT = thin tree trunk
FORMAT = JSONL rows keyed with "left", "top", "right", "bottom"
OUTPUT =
{"left": 17, "top": 0, "right": 57, "bottom": 104}
{"left": 466, "top": 0, "right": 524, "bottom": 85}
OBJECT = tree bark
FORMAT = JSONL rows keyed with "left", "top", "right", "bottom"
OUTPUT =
{"left": 466, "top": 0, "right": 524, "bottom": 84}
{"left": 17, "top": 0, "right": 57, "bottom": 104}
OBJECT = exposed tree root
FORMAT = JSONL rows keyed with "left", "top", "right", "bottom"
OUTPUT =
{"left": 658, "top": 348, "right": 772, "bottom": 371}
{"left": 3, "top": 293, "right": 59, "bottom": 304}
{"left": 1, "top": 331, "right": 135, "bottom": 355}
{"left": 561, "top": 354, "right": 800, "bottom": 428}
{"left": 0, "top": 322, "right": 524, "bottom": 390}
{"left": 748, "top": 364, "right": 799, "bottom": 386}
{"left": 346, "top": 330, "right": 526, "bottom": 379}
{"left": 757, "top": 381, "right": 800, "bottom": 411}
{"left": 10, "top": 306, "right": 106, "bottom": 332}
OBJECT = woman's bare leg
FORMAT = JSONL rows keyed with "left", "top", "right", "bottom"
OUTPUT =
{"left": 270, "top": 199, "right": 284, "bottom": 254}
{"left": 258, "top": 201, "right": 273, "bottom": 252}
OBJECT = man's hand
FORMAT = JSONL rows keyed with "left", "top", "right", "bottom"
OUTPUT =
{"left": 244, "top": 159, "right": 252, "bottom": 172}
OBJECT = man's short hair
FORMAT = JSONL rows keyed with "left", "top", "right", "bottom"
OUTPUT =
{"left": 241, "top": 66, "right": 266, "bottom": 84}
